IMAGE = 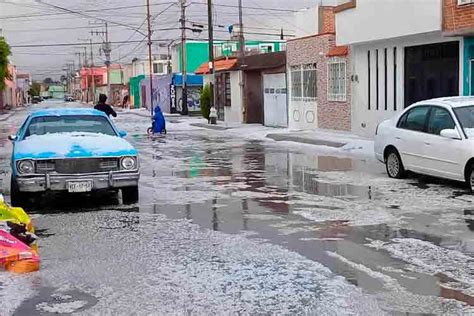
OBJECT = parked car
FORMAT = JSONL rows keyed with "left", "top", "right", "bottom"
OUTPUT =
{"left": 8, "top": 108, "right": 140, "bottom": 206}
{"left": 64, "top": 95, "right": 74, "bottom": 102}
{"left": 375, "top": 96, "right": 474, "bottom": 189}
{"left": 32, "top": 96, "right": 41, "bottom": 104}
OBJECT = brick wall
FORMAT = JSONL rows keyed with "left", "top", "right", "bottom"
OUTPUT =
{"left": 287, "top": 34, "right": 351, "bottom": 131}
{"left": 320, "top": 7, "right": 336, "bottom": 34}
{"left": 443, "top": 0, "right": 474, "bottom": 35}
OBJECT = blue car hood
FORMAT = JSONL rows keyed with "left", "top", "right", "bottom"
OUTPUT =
{"left": 14, "top": 132, "right": 137, "bottom": 160}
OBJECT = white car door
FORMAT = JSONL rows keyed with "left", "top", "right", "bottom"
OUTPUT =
{"left": 395, "top": 106, "right": 431, "bottom": 173}
{"left": 421, "top": 106, "right": 465, "bottom": 181}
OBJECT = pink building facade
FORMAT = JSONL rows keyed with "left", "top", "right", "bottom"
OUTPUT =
{"left": 287, "top": 6, "right": 351, "bottom": 132}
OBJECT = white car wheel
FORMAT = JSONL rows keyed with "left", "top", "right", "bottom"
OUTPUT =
{"left": 386, "top": 151, "right": 405, "bottom": 179}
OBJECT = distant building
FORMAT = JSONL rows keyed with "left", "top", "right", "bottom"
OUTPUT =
{"left": 16, "top": 73, "right": 32, "bottom": 105}
{"left": 48, "top": 85, "right": 66, "bottom": 99}
{"left": 171, "top": 40, "right": 287, "bottom": 74}
{"left": 196, "top": 51, "right": 287, "bottom": 126}
{"left": 1, "top": 64, "right": 17, "bottom": 110}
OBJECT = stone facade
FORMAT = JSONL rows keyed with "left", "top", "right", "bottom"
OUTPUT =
{"left": 287, "top": 33, "right": 351, "bottom": 131}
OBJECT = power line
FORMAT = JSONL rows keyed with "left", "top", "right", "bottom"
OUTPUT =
{"left": 0, "top": 2, "right": 177, "bottom": 20}
{"left": 190, "top": 2, "right": 297, "bottom": 13}
{"left": 10, "top": 39, "right": 174, "bottom": 48}
{"left": 32, "top": 0, "right": 147, "bottom": 35}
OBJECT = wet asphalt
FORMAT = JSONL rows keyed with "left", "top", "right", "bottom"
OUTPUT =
{"left": 0, "top": 101, "right": 473, "bottom": 315}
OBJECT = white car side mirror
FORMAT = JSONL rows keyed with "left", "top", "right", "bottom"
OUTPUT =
{"left": 440, "top": 129, "right": 461, "bottom": 140}
{"left": 8, "top": 135, "right": 16, "bottom": 141}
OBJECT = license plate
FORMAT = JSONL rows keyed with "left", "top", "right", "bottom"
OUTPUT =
{"left": 67, "top": 181, "right": 93, "bottom": 193}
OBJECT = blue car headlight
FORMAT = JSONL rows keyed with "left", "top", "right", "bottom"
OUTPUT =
{"left": 17, "top": 160, "right": 35, "bottom": 174}
{"left": 120, "top": 156, "right": 137, "bottom": 170}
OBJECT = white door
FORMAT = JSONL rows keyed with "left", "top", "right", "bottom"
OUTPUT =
{"left": 422, "top": 106, "right": 464, "bottom": 181}
{"left": 264, "top": 73, "right": 288, "bottom": 127}
{"left": 395, "top": 106, "right": 431, "bottom": 173}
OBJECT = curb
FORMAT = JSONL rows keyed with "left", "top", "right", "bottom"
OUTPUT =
{"left": 266, "top": 133, "right": 346, "bottom": 148}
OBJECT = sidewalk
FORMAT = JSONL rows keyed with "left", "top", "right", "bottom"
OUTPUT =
{"left": 0, "top": 106, "right": 29, "bottom": 122}
{"left": 184, "top": 118, "right": 375, "bottom": 159}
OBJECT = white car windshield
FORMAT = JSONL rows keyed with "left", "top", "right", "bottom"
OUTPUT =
{"left": 454, "top": 105, "right": 474, "bottom": 138}
{"left": 24, "top": 115, "right": 117, "bottom": 138}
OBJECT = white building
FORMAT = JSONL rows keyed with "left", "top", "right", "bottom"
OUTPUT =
{"left": 336, "top": 0, "right": 464, "bottom": 138}
{"left": 130, "top": 55, "right": 170, "bottom": 77}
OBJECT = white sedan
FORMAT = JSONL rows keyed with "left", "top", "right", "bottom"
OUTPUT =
{"left": 375, "top": 96, "right": 474, "bottom": 189}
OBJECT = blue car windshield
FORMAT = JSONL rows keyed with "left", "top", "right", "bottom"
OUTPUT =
{"left": 24, "top": 115, "right": 117, "bottom": 138}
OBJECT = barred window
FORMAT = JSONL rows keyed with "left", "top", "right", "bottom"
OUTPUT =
{"left": 291, "top": 63, "right": 317, "bottom": 101}
{"left": 303, "top": 63, "right": 317, "bottom": 100}
{"left": 290, "top": 65, "right": 302, "bottom": 100}
{"left": 327, "top": 60, "right": 347, "bottom": 102}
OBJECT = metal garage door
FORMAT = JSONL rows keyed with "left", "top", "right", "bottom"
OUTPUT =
{"left": 263, "top": 73, "right": 288, "bottom": 127}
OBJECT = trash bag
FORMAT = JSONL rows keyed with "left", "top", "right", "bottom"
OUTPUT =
{"left": 0, "top": 194, "right": 39, "bottom": 273}
{"left": 0, "top": 229, "right": 40, "bottom": 273}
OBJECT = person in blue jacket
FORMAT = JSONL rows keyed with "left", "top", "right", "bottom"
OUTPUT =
{"left": 152, "top": 104, "right": 166, "bottom": 134}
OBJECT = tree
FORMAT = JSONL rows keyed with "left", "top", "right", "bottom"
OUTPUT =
{"left": 0, "top": 37, "right": 11, "bottom": 91}
{"left": 200, "top": 84, "right": 212, "bottom": 120}
{"left": 43, "top": 77, "right": 54, "bottom": 84}
{"left": 29, "top": 82, "right": 41, "bottom": 97}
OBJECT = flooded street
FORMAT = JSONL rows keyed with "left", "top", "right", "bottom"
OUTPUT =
{"left": 0, "top": 102, "right": 473, "bottom": 314}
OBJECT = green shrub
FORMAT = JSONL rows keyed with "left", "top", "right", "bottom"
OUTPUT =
{"left": 200, "top": 84, "right": 211, "bottom": 120}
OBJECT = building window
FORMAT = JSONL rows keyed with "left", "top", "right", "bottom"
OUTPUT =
{"left": 290, "top": 65, "right": 302, "bottom": 100}
{"left": 291, "top": 63, "right": 317, "bottom": 101}
{"left": 327, "top": 59, "right": 347, "bottom": 102}
{"left": 259, "top": 43, "right": 274, "bottom": 53}
{"left": 303, "top": 63, "right": 317, "bottom": 100}
{"left": 225, "top": 73, "right": 231, "bottom": 107}
{"left": 458, "top": 0, "right": 474, "bottom": 5}
{"left": 153, "top": 63, "right": 164, "bottom": 74}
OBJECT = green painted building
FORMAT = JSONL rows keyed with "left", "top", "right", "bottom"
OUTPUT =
{"left": 173, "top": 40, "right": 286, "bottom": 73}
{"left": 129, "top": 75, "right": 145, "bottom": 108}
{"left": 48, "top": 85, "right": 66, "bottom": 99}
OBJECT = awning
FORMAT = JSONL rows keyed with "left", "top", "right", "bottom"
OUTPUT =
{"left": 195, "top": 58, "right": 238, "bottom": 74}
{"left": 327, "top": 46, "right": 349, "bottom": 57}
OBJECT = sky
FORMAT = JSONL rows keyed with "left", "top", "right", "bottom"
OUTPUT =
{"left": 0, "top": 0, "right": 319, "bottom": 80}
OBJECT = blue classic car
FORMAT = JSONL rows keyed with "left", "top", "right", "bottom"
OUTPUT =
{"left": 9, "top": 108, "right": 140, "bottom": 206}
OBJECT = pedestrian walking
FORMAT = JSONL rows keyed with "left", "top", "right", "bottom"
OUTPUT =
{"left": 122, "top": 95, "right": 130, "bottom": 109}
{"left": 94, "top": 94, "right": 117, "bottom": 118}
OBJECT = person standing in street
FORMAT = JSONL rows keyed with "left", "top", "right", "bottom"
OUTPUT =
{"left": 94, "top": 94, "right": 117, "bottom": 118}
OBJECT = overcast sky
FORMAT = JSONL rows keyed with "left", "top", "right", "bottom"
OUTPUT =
{"left": 0, "top": 0, "right": 318, "bottom": 80}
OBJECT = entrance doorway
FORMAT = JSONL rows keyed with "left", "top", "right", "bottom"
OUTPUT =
{"left": 471, "top": 59, "right": 474, "bottom": 96}
{"left": 404, "top": 41, "right": 459, "bottom": 107}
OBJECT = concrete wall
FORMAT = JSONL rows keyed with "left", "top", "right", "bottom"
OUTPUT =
{"left": 349, "top": 33, "right": 463, "bottom": 138}
{"left": 295, "top": 8, "right": 319, "bottom": 38}
{"left": 225, "top": 71, "right": 244, "bottom": 124}
{"left": 336, "top": 0, "right": 442, "bottom": 45}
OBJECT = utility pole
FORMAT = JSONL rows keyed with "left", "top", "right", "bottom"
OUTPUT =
{"left": 238, "top": 0, "right": 245, "bottom": 57}
{"left": 180, "top": 0, "right": 188, "bottom": 115}
{"left": 83, "top": 47, "right": 89, "bottom": 103}
{"left": 146, "top": 0, "right": 154, "bottom": 117}
{"left": 92, "top": 24, "right": 112, "bottom": 100}
{"left": 89, "top": 39, "right": 96, "bottom": 104}
{"left": 208, "top": 0, "right": 215, "bottom": 116}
